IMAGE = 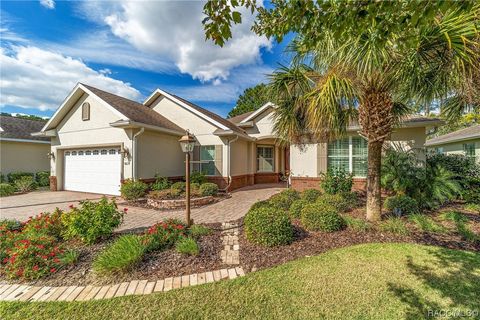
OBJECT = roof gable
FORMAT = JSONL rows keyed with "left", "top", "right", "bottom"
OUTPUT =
{"left": 240, "top": 102, "right": 276, "bottom": 123}
{"left": 0, "top": 116, "right": 49, "bottom": 142}
{"left": 425, "top": 125, "right": 480, "bottom": 146}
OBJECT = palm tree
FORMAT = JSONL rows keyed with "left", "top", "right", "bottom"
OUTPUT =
{"left": 269, "top": 7, "right": 479, "bottom": 221}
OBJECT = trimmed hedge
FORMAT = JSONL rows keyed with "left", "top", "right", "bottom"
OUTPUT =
{"left": 244, "top": 206, "right": 293, "bottom": 247}
{"left": 249, "top": 200, "right": 270, "bottom": 211}
{"left": 120, "top": 179, "right": 148, "bottom": 201}
{"left": 301, "top": 203, "right": 345, "bottom": 232}
{"left": 289, "top": 199, "right": 308, "bottom": 219}
{"left": 0, "top": 183, "right": 15, "bottom": 197}
{"left": 270, "top": 189, "right": 300, "bottom": 211}
{"left": 199, "top": 182, "right": 219, "bottom": 196}
{"left": 6, "top": 171, "right": 34, "bottom": 183}
{"left": 171, "top": 182, "right": 186, "bottom": 193}
{"left": 301, "top": 189, "right": 322, "bottom": 202}
{"left": 384, "top": 195, "right": 419, "bottom": 216}
{"left": 35, "top": 171, "right": 50, "bottom": 187}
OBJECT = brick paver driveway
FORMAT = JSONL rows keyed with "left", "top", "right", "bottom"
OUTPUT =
{"left": 0, "top": 184, "right": 285, "bottom": 231}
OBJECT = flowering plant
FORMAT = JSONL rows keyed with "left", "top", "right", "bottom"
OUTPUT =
{"left": 142, "top": 219, "right": 186, "bottom": 252}
{"left": 22, "top": 208, "right": 64, "bottom": 239}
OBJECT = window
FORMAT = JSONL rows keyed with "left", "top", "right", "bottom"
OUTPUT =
{"left": 78, "top": 151, "right": 84, "bottom": 156}
{"left": 435, "top": 147, "right": 444, "bottom": 154}
{"left": 101, "top": 150, "right": 107, "bottom": 155}
{"left": 93, "top": 150, "right": 99, "bottom": 155}
{"left": 200, "top": 145, "right": 216, "bottom": 176}
{"left": 464, "top": 143, "right": 476, "bottom": 158}
{"left": 257, "top": 146, "right": 274, "bottom": 172}
{"left": 109, "top": 149, "right": 116, "bottom": 155}
{"left": 82, "top": 102, "right": 90, "bottom": 121}
{"left": 328, "top": 136, "right": 368, "bottom": 177}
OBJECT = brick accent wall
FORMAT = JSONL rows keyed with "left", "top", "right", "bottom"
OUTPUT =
{"left": 147, "top": 196, "right": 215, "bottom": 209}
{"left": 291, "top": 177, "right": 367, "bottom": 192}
{"left": 254, "top": 173, "right": 279, "bottom": 184}
{"left": 49, "top": 176, "right": 57, "bottom": 191}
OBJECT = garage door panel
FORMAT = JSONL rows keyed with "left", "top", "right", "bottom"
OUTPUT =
{"left": 64, "top": 148, "right": 121, "bottom": 195}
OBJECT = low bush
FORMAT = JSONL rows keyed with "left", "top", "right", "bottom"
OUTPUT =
{"left": 0, "top": 219, "right": 22, "bottom": 232}
{"left": 142, "top": 219, "right": 187, "bottom": 252}
{"left": 171, "top": 182, "right": 186, "bottom": 193}
{"left": 0, "top": 173, "right": 4, "bottom": 183}
{"left": 249, "top": 200, "right": 270, "bottom": 211}
{"left": 301, "top": 189, "right": 322, "bottom": 202}
{"left": 439, "top": 211, "right": 478, "bottom": 243}
{"left": 14, "top": 176, "right": 37, "bottom": 193}
{"left": 189, "top": 224, "right": 211, "bottom": 238}
{"left": 384, "top": 195, "right": 419, "bottom": 216}
{"left": 270, "top": 189, "right": 300, "bottom": 211}
{"left": 199, "top": 182, "right": 219, "bottom": 196}
{"left": 190, "top": 171, "right": 207, "bottom": 184}
{"left": 316, "top": 193, "right": 354, "bottom": 212}
{"left": 343, "top": 216, "right": 371, "bottom": 232}
{"left": 176, "top": 237, "right": 199, "bottom": 255}
{"left": 7, "top": 171, "right": 34, "bottom": 184}
{"left": 379, "top": 217, "right": 409, "bottom": 235}
{"left": 22, "top": 209, "right": 64, "bottom": 239}
{"left": 151, "top": 176, "right": 171, "bottom": 191}
{"left": 464, "top": 203, "right": 480, "bottom": 212}
{"left": 244, "top": 206, "right": 293, "bottom": 247}
{"left": 320, "top": 169, "right": 353, "bottom": 194}
{"left": 3, "top": 235, "right": 65, "bottom": 280}
{"left": 62, "top": 198, "right": 124, "bottom": 244}
{"left": 60, "top": 249, "right": 79, "bottom": 265}
{"left": 93, "top": 235, "right": 146, "bottom": 274}
{"left": 120, "top": 179, "right": 148, "bottom": 201}
{"left": 408, "top": 214, "right": 446, "bottom": 233}
{"left": 440, "top": 210, "right": 468, "bottom": 223}
{"left": 148, "top": 189, "right": 178, "bottom": 200}
{"left": 35, "top": 171, "right": 50, "bottom": 187}
{"left": 0, "top": 183, "right": 15, "bottom": 197}
{"left": 301, "top": 203, "right": 345, "bottom": 232}
{"left": 289, "top": 199, "right": 308, "bottom": 219}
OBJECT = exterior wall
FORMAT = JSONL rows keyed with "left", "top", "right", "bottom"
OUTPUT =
{"left": 290, "top": 143, "right": 319, "bottom": 178}
{"left": 50, "top": 93, "right": 133, "bottom": 190}
{"left": 389, "top": 127, "right": 427, "bottom": 162}
{"left": 0, "top": 140, "right": 50, "bottom": 175}
{"left": 427, "top": 138, "right": 480, "bottom": 163}
{"left": 137, "top": 130, "right": 185, "bottom": 179}
{"left": 230, "top": 139, "right": 249, "bottom": 176}
{"left": 243, "top": 109, "right": 276, "bottom": 139}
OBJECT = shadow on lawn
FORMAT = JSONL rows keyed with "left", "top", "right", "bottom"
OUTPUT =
{"left": 388, "top": 247, "right": 480, "bottom": 320}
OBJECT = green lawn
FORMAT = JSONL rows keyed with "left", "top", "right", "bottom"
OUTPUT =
{"left": 1, "top": 243, "right": 479, "bottom": 320}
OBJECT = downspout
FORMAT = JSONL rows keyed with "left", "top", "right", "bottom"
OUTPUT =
{"left": 221, "top": 134, "right": 239, "bottom": 192}
{"left": 132, "top": 127, "right": 145, "bottom": 180}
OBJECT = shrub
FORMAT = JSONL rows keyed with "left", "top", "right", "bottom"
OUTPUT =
{"left": 0, "top": 173, "right": 4, "bottom": 183}
{"left": 62, "top": 198, "right": 124, "bottom": 244}
{"left": 7, "top": 171, "right": 34, "bottom": 183}
{"left": 151, "top": 176, "right": 171, "bottom": 191}
{"left": 60, "top": 249, "right": 79, "bottom": 265}
{"left": 316, "top": 193, "right": 353, "bottom": 212}
{"left": 93, "top": 235, "right": 146, "bottom": 274}
{"left": 0, "top": 219, "right": 22, "bottom": 232}
{"left": 142, "top": 219, "right": 187, "bottom": 252}
{"left": 35, "top": 171, "right": 50, "bottom": 187}
{"left": 289, "top": 199, "right": 308, "bottom": 219}
{"left": 301, "top": 203, "right": 345, "bottom": 232}
{"left": 244, "top": 206, "right": 293, "bottom": 246}
{"left": 320, "top": 169, "right": 353, "bottom": 194}
{"left": 176, "top": 237, "right": 199, "bottom": 255}
{"left": 3, "top": 235, "right": 65, "bottom": 280}
{"left": 0, "top": 183, "right": 15, "bottom": 197}
{"left": 301, "top": 189, "right": 322, "bottom": 202}
{"left": 120, "top": 179, "right": 148, "bottom": 201}
{"left": 171, "top": 182, "right": 186, "bottom": 193}
{"left": 408, "top": 214, "right": 446, "bottom": 233}
{"left": 379, "top": 217, "right": 409, "bottom": 235}
{"left": 22, "top": 209, "right": 64, "bottom": 239}
{"left": 190, "top": 171, "right": 207, "bottom": 184}
{"left": 199, "top": 182, "right": 219, "bottom": 196}
{"left": 384, "top": 195, "right": 419, "bottom": 216}
{"left": 440, "top": 210, "right": 468, "bottom": 223}
{"left": 189, "top": 224, "right": 211, "bottom": 238}
{"left": 249, "top": 200, "right": 270, "bottom": 211}
{"left": 270, "top": 189, "right": 300, "bottom": 211}
{"left": 343, "top": 216, "right": 371, "bottom": 232}
{"left": 464, "top": 203, "right": 480, "bottom": 212}
{"left": 14, "top": 176, "right": 37, "bottom": 193}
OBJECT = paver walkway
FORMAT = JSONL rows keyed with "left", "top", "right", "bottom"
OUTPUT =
{"left": 0, "top": 267, "right": 245, "bottom": 302}
{"left": 0, "top": 184, "right": 284, "bottom": 229}
{"left": 220, "top": 222, "right": 240, "bottom": 265}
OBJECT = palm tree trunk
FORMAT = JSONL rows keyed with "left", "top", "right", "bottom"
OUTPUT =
{"left": 366, "top": 140, "right": 383, "bottom": 221}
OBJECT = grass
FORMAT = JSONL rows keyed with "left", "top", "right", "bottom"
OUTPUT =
{"left": 440, "top": 210, "right": 479, "bottom": 244}
{"left": 343, "top": 215, "right": 371, "bottom": 232}
{"left": 2, "top": 243, "right": 479, "bottom": 320}
{"left": 189, "top": 224, "right": 211, "bottom": 238}
{"left": 464, "top": 203, "right": 480, "bottom": 212}
{"left": 92, "top": 235, "right": 146, "bottom": 274}
{"left": 408, "top": 214, "right": 446, "bottom": 233}
{"left": 379, "top": 217, "right": 410, "bottom": 235}
{"left": 175, "top": 237, "right": 199, "bottom": 255}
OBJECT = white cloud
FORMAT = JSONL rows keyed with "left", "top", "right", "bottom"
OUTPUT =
{"left": 78, "top": 1, "right": 271, "bottom": 82}
{"left": 0, "top": 46, "right": 140, "bottom": 111}
{"left": 40, "top": 0, "right": 55, "bottom": 9}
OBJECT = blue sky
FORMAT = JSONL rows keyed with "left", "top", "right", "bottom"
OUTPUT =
{"left": 1, "top": 1, "right": 291, "bottom": 118}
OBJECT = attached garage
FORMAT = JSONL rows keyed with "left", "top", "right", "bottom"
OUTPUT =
{"left": 64, "top": 148, "right": 122, "bottom": 195}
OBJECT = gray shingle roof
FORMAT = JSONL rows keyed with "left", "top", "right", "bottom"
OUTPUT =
{"left": 425, "top": 124, "right": 480, "bottom": 146}
{"left": 82, "top": 84, "right": 184, "bottom": 133}
{"left": 228, "top": 111, "right": 255, "bottom": 124}
{"left": 0, "top": 116, "right": 49, "bottom": 141}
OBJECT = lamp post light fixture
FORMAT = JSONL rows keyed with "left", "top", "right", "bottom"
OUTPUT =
{"left": 179, "top": 131, "right": 196, "bottom": 226}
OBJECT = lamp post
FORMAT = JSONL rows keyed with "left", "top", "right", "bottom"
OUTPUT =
{"left": 179, "top": 131, "right": 196, "bottom": 226}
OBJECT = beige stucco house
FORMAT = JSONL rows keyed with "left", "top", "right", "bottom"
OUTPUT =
{"left": 0, "top": 116, "right": 50, "bottom": 177}
{"left": 35, "top": 83, "right": 441, "bottom": 195}
{"left": 425, "top": 125, "right": 480, "bottom": 163}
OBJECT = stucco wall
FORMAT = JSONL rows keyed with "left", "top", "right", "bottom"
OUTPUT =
{"left": 0, "top": 141, "right": 50, "bottom": 175}
{"left": 243, "top": 109, "right": 276, "bottom": 139}
{"left": 428, "top": 139, "right": 480, "bottom": 163}
{"left": 230, "top": 139, "right": 250, "bottom": 175}
{"left": 50, "top": 93, "right": 133, "bottom": 189}
{"left": 389, "top": 127, "right": 427, "bottom": 162}
{"left": 137, "top": 130, "right": 185, "bottom": 179}
{"left": 290, "top": 144, "right": 319, "bottom": 177}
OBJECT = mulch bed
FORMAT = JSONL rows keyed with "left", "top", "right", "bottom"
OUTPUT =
{"left": 126, "top": 194, "right": 231, "bottom": 211}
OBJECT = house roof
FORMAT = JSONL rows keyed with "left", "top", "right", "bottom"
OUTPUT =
{"left": 0, "top": 115, "right": 49, "bottom": 142}
{"left": 81, "top": 84, "right": 184, "bottom": 133}
{"left": 425, "top": 124, "right": 480, "bottom": 147}
{"left": 228, "top": 111, "right": 255, "bottom": 124}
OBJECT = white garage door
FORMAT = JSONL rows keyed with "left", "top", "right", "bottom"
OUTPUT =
{"left": 64, "top": 148, "right": 122, "bottom": 195}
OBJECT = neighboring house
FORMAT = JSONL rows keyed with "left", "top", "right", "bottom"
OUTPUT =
{"left": 0, "top": 115, "right": 50, "bottom": 176}
{"left": 425, "top": 125, "right": 480, "bottom": 163}
{"left": 35, "top": 83, "right": 441, "bottom": 195}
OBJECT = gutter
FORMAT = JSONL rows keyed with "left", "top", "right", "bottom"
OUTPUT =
{"left": 132, "top": 127, "right": 145, "bottom": 180}
{"left": 110, "top": 120, "right": 184, "bottom": 136}
{"left": 221, "top": 134, "right": 239, "bottom": 192}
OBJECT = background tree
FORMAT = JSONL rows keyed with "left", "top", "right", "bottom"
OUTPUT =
{"left": 204, "top": 1, "right": 479, "bottom": 220}
{"left": 228, "top": 83, "right": 271, "bottom": 118}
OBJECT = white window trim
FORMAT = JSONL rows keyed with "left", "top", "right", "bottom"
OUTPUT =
{"left": 328, "top": 136, "right": 367, "bottom": 178}
{"left": 198, "top": 145, "right": 217, "bottom": 176}
{"left": 257, "top": 145, "right": 275, "bottom": 173}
